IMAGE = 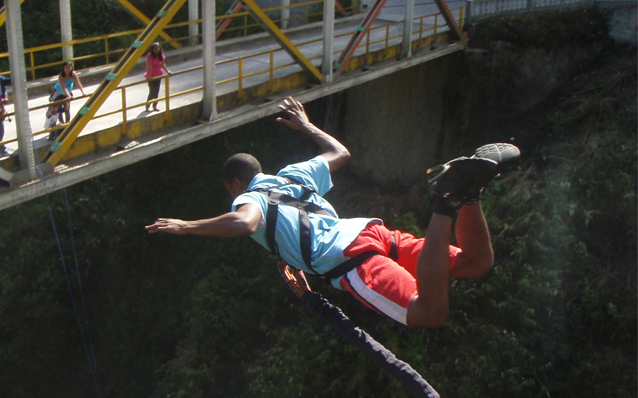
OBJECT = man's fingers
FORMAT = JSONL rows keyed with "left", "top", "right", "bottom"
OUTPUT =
{"left": 146, "top": 218, "right": 173, "bottom": 233}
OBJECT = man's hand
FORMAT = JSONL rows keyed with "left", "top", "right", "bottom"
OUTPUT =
{"left": 276, "top": 97, "right": 311, "bottom": 132}
{"left": 145, "top": 218, "right": 189, "bottom": 235}
{"left": 278, "top": 261, "right": 311, "bottom": 299}
{"left": 275, "top": 96, "right": 351, "bottom": 172}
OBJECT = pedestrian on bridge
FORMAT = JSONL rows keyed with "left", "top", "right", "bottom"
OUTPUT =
{"left": 146, "top": 97, "right": 520, "bottom": 328}
{"left": 0, "top": 74, "right": 11, "bottom": 154}
{"left": 49, "top": 61, "right": 85, "bottom": 124}
{"left": 144, "top": 42, "right": 172, "bottom": 112}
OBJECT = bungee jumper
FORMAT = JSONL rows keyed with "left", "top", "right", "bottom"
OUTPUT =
{"left": 146, "top": 97, "right": 520, "bottom": 395}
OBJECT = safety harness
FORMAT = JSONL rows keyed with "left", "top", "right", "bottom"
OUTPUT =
{"left": 251, "top": 177, "right": 391, "bottom": 280}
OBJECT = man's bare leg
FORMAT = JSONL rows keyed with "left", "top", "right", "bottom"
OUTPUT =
{"left": 406, "top": 213, "right": 454, "bottom": 328}
{"left": 450, "top": 204, "right": 494, "bottom": 279}
{"left": 407, "top": 143, "right": 519, "bottom": 328}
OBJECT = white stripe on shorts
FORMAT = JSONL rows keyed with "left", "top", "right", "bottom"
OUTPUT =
{"left": 344, "top": 268, "right": 409, "bottom": 325}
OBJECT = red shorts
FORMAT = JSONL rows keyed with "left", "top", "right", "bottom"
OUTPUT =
{"left": 339, "top": 223, "right": 460, "bottom": 325}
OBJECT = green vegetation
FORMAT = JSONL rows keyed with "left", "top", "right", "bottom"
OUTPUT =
{"left": 0, "top": 9, "right": 635, "bottom": 398}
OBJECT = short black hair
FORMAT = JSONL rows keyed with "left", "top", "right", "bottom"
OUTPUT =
{"left": 223, "top": 153, "right": 262, "bottom": 184}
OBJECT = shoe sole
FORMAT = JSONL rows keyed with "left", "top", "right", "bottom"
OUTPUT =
{"left": 472, "top": 143, "right": 520, "bottom": 171}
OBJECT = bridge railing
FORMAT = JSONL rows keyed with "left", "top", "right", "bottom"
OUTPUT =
{"left": 0, "top": 0, "right": 360, "bottom": 81}
{"left": 465, "top": 0, "right": 595, "bottom": 20}
{"left": 0, "top": 4, "right": 464, "bottom": 152}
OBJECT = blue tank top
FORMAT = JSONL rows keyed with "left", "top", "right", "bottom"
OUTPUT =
{"left": 54, "top": 77, "right": 74, "bottom": 95}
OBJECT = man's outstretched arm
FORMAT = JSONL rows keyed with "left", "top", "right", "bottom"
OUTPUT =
{"left": 145, "top": 203, "right": 262, "bottom": 238}
{"left": 276, "top": 97, "right": 350, "bottom": 172}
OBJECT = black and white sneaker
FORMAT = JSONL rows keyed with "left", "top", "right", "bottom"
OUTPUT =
{"left": 464, "top": 143, "right": 521, "bottom": 203}
{"left": 471, "top": 143, "right": 520, "bottom": 171}
{"left": 427, "top": 157, "right": 499, "bottom": 209}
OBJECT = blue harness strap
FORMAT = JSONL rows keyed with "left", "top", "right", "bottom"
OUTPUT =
{"left": 254, "top": 178, "right": 400, "bottom": 280}
{"left": 252, "top": 178, "right": 336, "bottom": 277}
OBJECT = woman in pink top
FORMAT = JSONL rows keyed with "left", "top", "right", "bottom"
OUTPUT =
{"left": 144, "top": 42, "right": 172, "bottom": 112}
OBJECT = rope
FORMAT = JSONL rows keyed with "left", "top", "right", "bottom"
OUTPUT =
{"left": 32, "top": 141, "right": 103, "bottom": 397}
{"left": 278, "top": 262, "right": 440, "bottom": 398}
{"left": 63, "top": 188, "right": 101, "bottom": 393}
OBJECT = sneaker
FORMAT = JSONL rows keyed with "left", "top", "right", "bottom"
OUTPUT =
{"left": 471, "top": 143, "right": 520, "bottom": 171}
{"left": 427, "top": 157, "right": 498, "bottom": 209}
{"left": 465, "top": 143, "right": 521, "bottom": 203}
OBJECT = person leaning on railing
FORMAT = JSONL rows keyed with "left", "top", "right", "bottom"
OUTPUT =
{"left": 144, "top": 42, "right": 173, "bottom": 112}
{"left": 0, "top": 74, "right": 10, "bottom": 154}
{"left": 49, "top": 61, "right": 85, "bottom": 124}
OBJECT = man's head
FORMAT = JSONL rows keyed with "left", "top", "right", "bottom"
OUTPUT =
{"left": 223, "top": 153, "right": 262, "bottom": 198}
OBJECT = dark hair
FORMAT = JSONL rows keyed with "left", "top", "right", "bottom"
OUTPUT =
{"left": 223, "top": 153, "right": 262, "bottom": 184}
{"left": 59, "top": 61, "right": 74, "bottom": 78}
{"left": 149, "top": 42, "right": 164, "bottom": 60}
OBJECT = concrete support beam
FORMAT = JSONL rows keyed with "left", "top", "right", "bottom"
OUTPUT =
{"left": 401, "top": 0, "right": 415, "bottom": 58}
{"left": 188, "top": 0, "right": 199, "bottom": 46}
{"left": 59, "top": 0, "right": 74, "bottom": 61}
{"left": 281, "top": 0, "right": 290, "bottom": 29}
{"left": 4, "top": 0, "right": 36, "bottom": 182}
{"left": 322, "top": 0, "right": 335, "bottom": 83}
{"left": 202, "top": 0, "right": 216, "bottom": 120}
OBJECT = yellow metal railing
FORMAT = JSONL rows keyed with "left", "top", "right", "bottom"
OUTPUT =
{"left": 0, "top": 1, "right": 360, "bottom": 81}
{"left": 0, "top": 5, "right": 463, "bottom": 151}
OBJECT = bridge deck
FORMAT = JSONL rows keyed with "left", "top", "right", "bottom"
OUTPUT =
{"left": 0, "top": 0, "right": 467, "bottom": 209}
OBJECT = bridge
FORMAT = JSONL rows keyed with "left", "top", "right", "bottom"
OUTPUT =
{"left": 0, "top": 0, "right": 630, "bottom": 210}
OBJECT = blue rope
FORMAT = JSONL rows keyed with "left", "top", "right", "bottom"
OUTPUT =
{"left": 32, "top": 141, "right": 103, "bottom": 397}
{"left": 63, "top": 188, "right": 102, "bottom": 395}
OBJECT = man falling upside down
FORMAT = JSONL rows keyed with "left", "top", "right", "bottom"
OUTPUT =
{"left": 146, "top": 96, "right": 520, "bottom": 328}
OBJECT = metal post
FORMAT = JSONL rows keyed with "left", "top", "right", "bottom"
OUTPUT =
{"left": 401, "top": 0, "right": 415, "bottom": 58}
{"left": 188, "top": 0, "right": 199, "bottom": 46}
{"left": 281, "top": 0, "right": 290, "bottom": 29}
{"left": 59, "top": 0, "right": 74, "bottom": 61}
{"left": 322, "top": 0, "right": 335, "bottom": 83}
{"left": 5, "top": 0, "right": 36, "bottom": 181}
{"left": 202, "top": 0, "right": 216, "bottom": 121}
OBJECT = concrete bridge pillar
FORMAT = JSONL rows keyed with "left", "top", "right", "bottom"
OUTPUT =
{"left": 5, "top": 0, "right": 36, "bottom": 182}
{"left": 189, "top": 0, "right": 199, "bottom": 46}
{"left": 322, "top": 0, "right": 335, "bottom": 83}
{"left": 281, "top": 0, "right": 290, "bottom": 29}
{"left": 202, "top": 0, "right": 216, "bottom": 120}
{"left": 59, "top": 0, "right": 73, "bottom": 61}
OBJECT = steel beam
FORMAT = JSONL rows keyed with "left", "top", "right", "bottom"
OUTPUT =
{"left": 334, "top": 0, "right": 388, "bottom": 74}
{"left": 216, "top": 0, "right": 243, "bottom": 39}
{"left": 238, "top": 0, "right": 323, "bottom": 82}
{"left": 44, "top": 0, "right": 188, "bottom": 167}
{"left": 116, "top": 0, "right": 182, "bottom": 48}
{"left": 432, "top": 0, "right": 466, "bottom": 40}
